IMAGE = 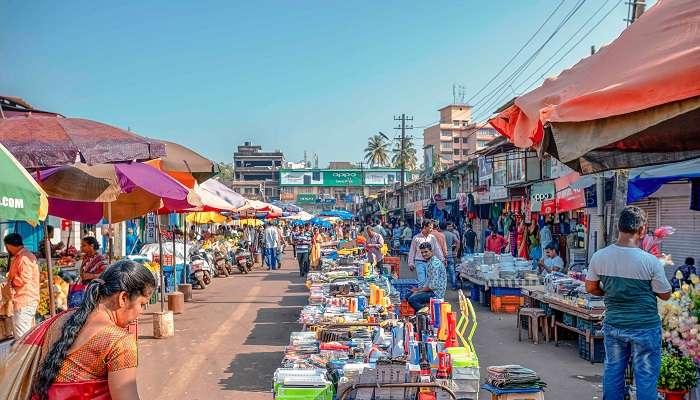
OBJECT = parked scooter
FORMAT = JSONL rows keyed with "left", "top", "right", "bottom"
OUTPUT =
{"left": 234, "top": 240, "right": 254, "bottom": 273}
{"left": 189, "top": 248, "right": 213, "bottom": 289}
{"left": 213, "top": 249, "right": 235, "bottom": 277}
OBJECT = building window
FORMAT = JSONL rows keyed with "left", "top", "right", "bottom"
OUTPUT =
{"left": 462, "top": 137, "right": 469, "bottom": 143}
{"left": 453, "top": 149, "right": 460, "bottom": 155}
{"left": 442, "top": 154, "right": 452, "bottom": 161}
{"left": 440, "top": 142, "right": 453, "bottom": 150}
{"left": 462, "top": 149, "right": 469, "bottom": 155}
{"left": 453, "top": 120, "right": 461, "bottom": 127}
{"left": 453, "top": 137, "right": 460, "bottom": 143}
{"left": 440, "top": 130, "right": 452, "bottom": 137}
{"left": 477, "top": 140, "right": 489, "bottom": 149}
{"left": 312, "top": 171, "right": 321, "bottom": 181}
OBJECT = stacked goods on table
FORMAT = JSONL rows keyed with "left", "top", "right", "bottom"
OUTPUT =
{"left": 37, "top": 268, "right": 70, "bottom": 318}
{"left": 485, "top": 365, "right": 546, "bottom": 390}
{"left": 543, "top": 272, "right": 604, "bottom": 310}
{"left": 274, "top": 254, "right": 482, "bottom": 400}
{"left": 459, "top": 253, "right": 537, "bottom": 281}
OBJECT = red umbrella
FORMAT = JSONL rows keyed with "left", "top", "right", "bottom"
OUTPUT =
{"left": 0, "top": 115, "right": 166, "bottom": 169}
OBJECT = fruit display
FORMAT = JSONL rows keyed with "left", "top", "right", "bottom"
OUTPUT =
{"left": 143, "top": 261, "right": 161, "bottom": 274}
{"left": 37, "top": 274, "right": 70, "bottom": 317}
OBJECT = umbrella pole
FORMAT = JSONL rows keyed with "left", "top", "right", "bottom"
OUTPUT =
{"left": 43, "top": 222, "right": 56, "bottom": 317}
{"left": 108, "top": 203, "right": 114, "bottom": 263}
{"left": 158, "top": 219, "right": 165, "bottom": 313}
{"left": 172, "top": 222, "right": 177, "bottom": 285}
{"left": 183, "top": 220, "right": 188, "bottom": 285}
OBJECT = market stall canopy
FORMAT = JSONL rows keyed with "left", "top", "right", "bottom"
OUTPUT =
{"left": 0, "top": 115, "right": 166, "bottom": 169}
{"left": 0, "top": 95, "right": 62, "bottom": 119}
{"left": 236, "top": 199, "right": 283, "bottom": 214}
{"left": 319, "top": 209, "right": 353, "bottom": 220}
{"left": 489, "top": 0, "right": 700, "bottom": 174}
{"left": 286, "top": 210, "right": 314, "bottom": 221}
{"left": 158, "top": 183, "right": 238, "bottom": 214}
{"left": 186, "top": 212, "right": 227, "bottom": 224}
{"left": 627, "top": 158, "right": 700, "bottom": 203}
{"left": 200, "top": 179, "right": 247, "bottom": 209}
{"left": 38, "top": 162, "right": 201, "bottom": 223}
{"left": 145, "top": 140, "right": 219, "bottom": 187}
{"left": 0, "top": 143, "right": 48, "bottom": 223}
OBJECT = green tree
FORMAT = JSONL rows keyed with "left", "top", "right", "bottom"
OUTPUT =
{"left": 364, "top": 134, "right": 390, "bottom": 167}
{"left": 215, "top": 162, "right": 235, "bottom": 187}
{"left": 392, "top": 137, "right": 418, "bottom": 171}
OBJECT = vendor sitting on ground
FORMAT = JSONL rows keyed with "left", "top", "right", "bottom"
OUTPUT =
{"left": 408, "top": 242, "right": 447, "bottom": 312}
{"left": 537, "top": 243, "right": 564, "bottom": 274}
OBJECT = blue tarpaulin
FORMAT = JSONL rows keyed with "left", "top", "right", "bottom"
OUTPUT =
{"left": 627, "top": 158, "right": 700, "bottom": 203}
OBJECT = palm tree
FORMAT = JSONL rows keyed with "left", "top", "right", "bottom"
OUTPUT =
{"left": 392, "top": 138, "right": 418, "bottom": 171}
{"left": 364, "top": 134, "right": 390, "bottom": 167}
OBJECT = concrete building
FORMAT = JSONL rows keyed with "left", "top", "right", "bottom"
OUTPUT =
{"left": 232, "top": 142, "right": 283, "bottom": 201}
{"left": 423, "top": 104, "right": 498, "bottom": 167}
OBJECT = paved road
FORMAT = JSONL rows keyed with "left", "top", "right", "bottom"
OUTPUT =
{"left": 136, "top": 252, "right": 603, "bottom": 399}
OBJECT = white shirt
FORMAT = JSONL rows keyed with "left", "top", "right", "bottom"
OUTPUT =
{"left": 264, "top": 227, "right": 279, "bottom": 248}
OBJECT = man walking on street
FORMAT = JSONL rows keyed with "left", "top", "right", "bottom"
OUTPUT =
{"left": 462, "top": 224, "right": 477, "bottom": 255}
{"left": 3, "top": 233, "right": 40, "bottom": 338}
{"left": 263, "top": 223, "right": 280, "bottom": 270}
{"left": 586, "top": 206, "right": 671, "bottom": 400}
{"left": 408, "top": 221, "right": 445, "bottom": 286}
{"left": 431, "top": 221, "right": 448, "bottom": 259}
{"left": 408, "top": 242, "right": 447, "bottom": 312}
{"left": 292, "top": 226, "right": 311, "bottom": 277}
{"left": 365, "top": 226, "right": 385, "bottom": 275}
{"left": 401, "top": 221, "right": 413, "bottom": 250}
{"left": 444, "top": 222, "right": 460, "bottom": 290}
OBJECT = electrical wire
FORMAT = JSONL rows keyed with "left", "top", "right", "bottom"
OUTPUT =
{"left": 510, "top": 0, "right": 613, "bottom": 94}
{"left": 469, "top": 0, "right": 588, "bottom": 122}
{"left": 464, "top": 0, "right": 567, "bottom": 106}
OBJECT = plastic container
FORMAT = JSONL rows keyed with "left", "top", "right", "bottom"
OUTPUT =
{"left": 470, "top": 285, "right": 480, "bottom": 302}
{"left": 162, "top": 264, "right": 185, "bottom": 293}
{"left": 391, "top": 279, "right": 419, "bottom": 301}
{"left": 490, "top": 295, "right": 524, "bottom": 312}
{"left": 491, "top": 287, "right": 522, "bottom": 297}
{"left": 562, "top": 313, "right": 576, "bottom": 328}
{"left": 578, "top": 334, "right": 605, "bottom": 363}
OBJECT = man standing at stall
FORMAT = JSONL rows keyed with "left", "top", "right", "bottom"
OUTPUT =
{"left": 586, "top": 206, "right": 671, "bottom": 400}
{"left": 444, "top": 222, "right": 461, "bottom": 290}
{"left": 537, "top": 243, "right": 564, "bottom": 274}
{"left": 263, "top": 223, "right": 280, "bottom": 270}
{"left": 484, "top": 229, "right": 507, "bottom": 254}
{"left": 408, "top": 221, "right": 444, "bottom": 286}
{"left": 408, "top": 242, "right": 446, "bottom": 312}
{"left": 400, "top": 221, "right": 413, "bottom": 250}
{"left": 462, "top": 224, "right": 477, "bottom": 255}
{"left": 292, "top": 226, "right": 311, "bottom": 277}
{"left": 364, "top": 226, "right": 385, "bottom": 275}
{"left": 3, "top": 233, "right": 40, "bottom": 338}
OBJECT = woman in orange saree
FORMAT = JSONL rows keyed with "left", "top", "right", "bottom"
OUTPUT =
{"left": 0, "top": 260, "right": 156, "bottom": 400}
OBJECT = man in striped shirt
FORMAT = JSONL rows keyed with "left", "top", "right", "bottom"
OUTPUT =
{"left": 293, "top": 226, "right": 312, "bottom": 277}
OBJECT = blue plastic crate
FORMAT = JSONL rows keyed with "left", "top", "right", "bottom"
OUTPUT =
{"left": 576, "top": 318, "right": 603, "bottom": 336}
{"left": 562, "top": 313, "right": 576, "bottom": 327}
{"left": 578, "top": 334, "right": 605, "bottom": 363}
{"left": 391, "top": 279, "right": 419, "bottom": 301}
{"left": 491, "top": 287, "right": 521, "bottom": 297}
{"left": 470, "top": 285, "right": 480, "bottom": 302}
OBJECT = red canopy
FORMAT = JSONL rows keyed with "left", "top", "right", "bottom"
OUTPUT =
{"left": 490, "top": 0, "right": 700, "bottom": 173}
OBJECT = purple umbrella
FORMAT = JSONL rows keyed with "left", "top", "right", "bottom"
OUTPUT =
{"left": 38, "top": 162, "right": 201, "bottom": 224}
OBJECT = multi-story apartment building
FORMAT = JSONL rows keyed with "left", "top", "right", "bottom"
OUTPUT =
{"left": 231, "top": 142, "right": 283, "bottom": 201}
{"left": 423, "top": 104, "right": 499, "bottom": 167}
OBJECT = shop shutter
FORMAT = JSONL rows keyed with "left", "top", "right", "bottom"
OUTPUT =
{"left": 631, "top": 198, "right": 659, "bottom": 231}
{"left": 659, "top": 196, "right": 700, "bottom": 263}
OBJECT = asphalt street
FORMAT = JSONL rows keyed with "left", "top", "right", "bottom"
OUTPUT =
{"left": 136, "top": 252, "right": 603, "bottom": 399}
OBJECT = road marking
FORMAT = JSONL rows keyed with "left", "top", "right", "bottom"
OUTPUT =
{"left": 153, "top": 285, "right": 262, "bottom": 400}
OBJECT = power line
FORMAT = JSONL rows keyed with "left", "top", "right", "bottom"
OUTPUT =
{"left": 511, "top": 0, "right": 614, "bottom": 94}
{"left": 464, "top": 0, "right": 567, "bottom": 106}
{"left": 518, "top": 0, "right": 623, "bottom": 93}
{"left": 469, "top": 0, "right": 588, "bottom": 122}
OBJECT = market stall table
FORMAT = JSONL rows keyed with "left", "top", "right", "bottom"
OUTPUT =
{"left": 462, "top": 273, "right": 541, "bottom": 309}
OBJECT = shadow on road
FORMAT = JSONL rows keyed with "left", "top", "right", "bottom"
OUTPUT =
{"left": 219, "top": 351, "right": 282, "bottom": 392}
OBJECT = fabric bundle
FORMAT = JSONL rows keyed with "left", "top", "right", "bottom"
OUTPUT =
{"left": 486, "top": 365, "right": 547, "bottom": 390}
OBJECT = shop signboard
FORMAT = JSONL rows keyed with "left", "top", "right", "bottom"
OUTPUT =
{"left": 365, "top": 171, "right": 398, "bottom": 186}
{"left": 280, "top": 171, "right": 309, "bottom": 185}
{"left": 145, "top": 213, "right": 156, "bottom": 243}
{"left": 342, "top": 194, "right": 354, "bottom": 203}
{"left": 488, "top": 185, "right": 508, "bottom": 201}
{"left": 541, "top": 199, "right": 556, "bottom": 214}
{"left": 322, "top": 171, "right": 362, "bottom": 186}
{"left": 317, "top": 197, "right": 336, "bottom": 205}
{"left": 478, "top": 156, "right": 493, "bottom": 182}
{"left": 280, "top": 192, "right": 295, "bottom": 201}
{"left": 296, "top": 193, "right": 317, "bottom": 204}
{"left": 530, "top": 182, "right": 555, "bottom": 212}
{"left": 556, "top": 187, "right": 586, "bottom": 213}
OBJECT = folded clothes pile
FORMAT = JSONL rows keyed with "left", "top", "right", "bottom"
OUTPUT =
{"left": 486, "top": 365, "right": 547, "bottom": 390}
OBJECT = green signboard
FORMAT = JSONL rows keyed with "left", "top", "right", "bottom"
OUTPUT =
{"left": 322, "top": 170, "right": 362, "bottom": 186}
{"left": 296, "top": 193, "right": 317, "bottom": 204}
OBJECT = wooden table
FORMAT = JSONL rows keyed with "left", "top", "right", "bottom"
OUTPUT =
{"left": 521, "top": 288, "right": 605, "bottom": 363}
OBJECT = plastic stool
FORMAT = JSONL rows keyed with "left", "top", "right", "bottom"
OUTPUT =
{"left": 517, "top": 307, "right": 548, "bottom": 344}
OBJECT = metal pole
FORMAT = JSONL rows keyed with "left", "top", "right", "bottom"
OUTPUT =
{"left": 157, "top": 219, "right": 165, "bottom": 312}
{"left": 596, "top": 176, "right": 606, "bottom": 251}
{"left": 183, "top": 218, "right": 188, "bottom": 284}
{"left": 42, "top": 222, "right": 56, "bottom": 316}
{"left": 172, "top": 221, "right": 177, "bottom": 285}
{"left": 107, "top": 202, "right": 114, "bottom": 263}
{"left": 399, "top": 114, "right": 406, "bottom": 222}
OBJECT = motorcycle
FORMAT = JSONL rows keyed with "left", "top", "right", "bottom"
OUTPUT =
{"left": 189, "top": 249, "right": 213, "bottom": 289}
{"left": 213, "top": 249, "right": 235, "bottom": 277}
{"left": 234, "top": 240, "right": 254, "bottom": 273}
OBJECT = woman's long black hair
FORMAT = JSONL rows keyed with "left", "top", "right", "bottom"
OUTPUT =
{"left": 81, "top": 236, "right": 100, "bottom": 251}
{"left": 33, "top": 260, "right": 156, "bottom": 399}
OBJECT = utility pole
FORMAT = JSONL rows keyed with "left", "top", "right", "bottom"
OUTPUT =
{"left": 394, "top": 114, "right": 413, "bottom": 222}
{"left": 626, "top": 0, "right": 646, "bottom": 26}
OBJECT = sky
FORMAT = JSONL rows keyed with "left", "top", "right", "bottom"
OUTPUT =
{"left": 1, "top": 0, "right": 655, "bottom": 166}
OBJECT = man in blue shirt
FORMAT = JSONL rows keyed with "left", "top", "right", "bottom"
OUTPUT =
{"left": 586, "top": 206, "right": 671, "bottom": 400}
{"left": 408, "top": 242, "right": 447, "bottom": 312}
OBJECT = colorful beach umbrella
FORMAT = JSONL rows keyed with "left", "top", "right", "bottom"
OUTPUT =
{"left": 145, "top": 140, "right": 219, "bottom": 187}
{"left": 0, "top": 143, "right": 48, "bottom": 223}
